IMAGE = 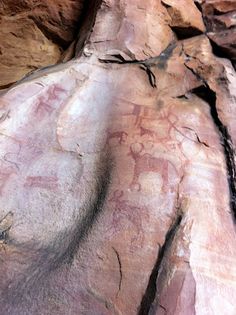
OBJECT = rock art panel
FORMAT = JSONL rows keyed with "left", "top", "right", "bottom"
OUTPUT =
{"left": 0, "top": 0, "right": 235, "bottom": 315}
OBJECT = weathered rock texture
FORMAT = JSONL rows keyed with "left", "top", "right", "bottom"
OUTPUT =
{"left": 197, "top": 0, "right": 236, "bottom": 67}
{"left": 0, "top": 0, "right": 85, "bottom": 88}
{"left": 0, "top": 1, "right": 236, "bottom": 315}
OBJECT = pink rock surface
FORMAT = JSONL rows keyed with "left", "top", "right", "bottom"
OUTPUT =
{"left": 0, "top": 1, "right": 236, "bottom": 314}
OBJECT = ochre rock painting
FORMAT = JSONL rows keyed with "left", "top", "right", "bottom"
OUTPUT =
{"left": 0, "top": 0, "right": 236, "bottom": 314}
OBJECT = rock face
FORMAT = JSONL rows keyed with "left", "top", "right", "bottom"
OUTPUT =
{"left": 0, "top": 1, "right": 236, "bottom": 314}
{"left": 197, "top": 0, "right": 236, "bottom": 67}
{"left": 0, "top": 0, "right": 85, "bottom": 88}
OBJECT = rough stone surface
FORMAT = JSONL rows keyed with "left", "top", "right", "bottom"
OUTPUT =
{"left": 161, "top": 0, "right": 205, "bottom": 36}
{"left": 0, "top": 0, "right": 85, "bottom": 88}
{"left": 0, "top": 0, "right": 236, "bottom": 314}
{"left": 199, "top": 0, "right": 236, "bottom": 66}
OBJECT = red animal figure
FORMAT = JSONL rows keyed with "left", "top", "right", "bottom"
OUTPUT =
{"left": 106, "top": 130, "right": 128, "bottom": 146}
{"left": 130, "top": 105, "right": 152, "bottom": 127}
{"left": 158, "top": 110, "right": 185, "bottom": 145}
{"left": 128, "top": 143, "right": 178, "bottom": 192}
{"left": 24, "top": 176, "right": 58, "bottom": 190}
{"left": 116, "top": 99, "right": 142, "bottom": 126}
{"left": 107, "top": 190, "right": 149, "bottom": 251}
{"left": 47, "top": 85, "right": 66, "bottom": 101}
{"left": 140, "top": 126, "right": 155, "bottom": 137}
{"left": 35, "top": 85, "right": 66, "bottom": 117}
{"left": 35, "top": 97, "right": 54, "bottom": 116}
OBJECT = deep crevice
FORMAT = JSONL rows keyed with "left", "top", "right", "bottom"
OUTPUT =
{"left": 208, "top": 37, "right": 228, "bottom": 58}
{"left": 161, "top": 1, "right": 171, "bottom": 9}
{"left": 74, "top": 0, "right": 103, "bottom": 57}
{"left": 190, "top": 85, "right": 236, "bottom": 221}
{"left": 194, "top": 1, "right": 203, "bottom": 13}
{"left": 99, "top": 42, "right": 177, "bottom": 88}
{"left": 176, "top": 94, "right": 189, "bottom": 99}
{"left": 137, "top": 214, "right": 183, "bottom": 315}
{"left": 207, "top": 37, "right": 236, "bottom": 71}
{"left": 170, "top": 26, "right": 203, "bottom": 40}
{"left": 212, "top": 8, "right": 236, "bottom": 16}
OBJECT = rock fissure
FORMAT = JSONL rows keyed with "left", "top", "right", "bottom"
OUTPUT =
{"left": 207, "top": 36, "right": 236, "bottom": 70}
{"left": 99, "top": 42, "right": 177, "bottom": 88}
{"left": 112, "top": 247, "right": 123, "bottom": 295}
{"left": 189, "top": 83, "right": 236, "bottom": 221}
{"left": 75, "top": 0, "right": 103, "bottom": 57}
{"left": 194, "top": 1, "right": 203, "bottom": 13}
{"left": 183, "top": 39, "right": 236, "bottom": 220}
{"left": 170, "top": 26, "right": 204, "bottom": 40}
{"left": 99, "top": 55, "right": 156, "bottom": 88}
{"left": 159, "top": 303, "right": 167, "bottom": 315}
{"left": 137, "top": 214, "right": 183, "bottom": 315}
{"left": 182, "top": 126, "right": 210, "bottom": 148}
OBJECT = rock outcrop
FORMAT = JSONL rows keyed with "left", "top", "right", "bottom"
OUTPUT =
{"left": 0, "top": 0, "right": 85, "bottom": 88}
{"left": 0, "top": 1, "right": 235, "bottom": 314}
{"left": 197, "top": 0, "right": 236, "bottom": 67}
